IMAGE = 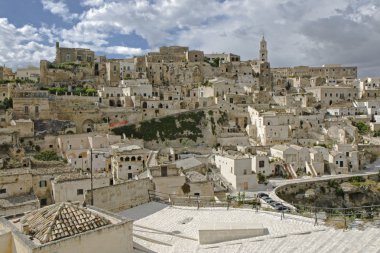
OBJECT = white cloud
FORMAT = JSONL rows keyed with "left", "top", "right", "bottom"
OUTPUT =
{"left": 1, "top": 0, "right": 380, "bottom": 76}
{"left": 41, "top": 0, "right": 79, "bottom": 22}
{"left": 81, "top": 0, "right": 104, "bottom": 7}
{"left": 0, "top": 18, "right": 55, "bottom": 69}
{"left": 100, "top": 46, "right": 145, "bottom": 55}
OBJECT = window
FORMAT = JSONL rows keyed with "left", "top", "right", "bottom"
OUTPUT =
{"left": 243, "top": 169, "right": 247, "bottom": 175}
{"left": 24, "top": 106, "right": 29, "bottom": 114}
{"left": 259, "top": 161, "right": 265, "bottom": 168}
{"left": 39, "top": 180, "right": 47, "bottom": 188}
{"left": 77, "top": 189, "right": 84, "bottom": 195}
{"left": 346, "top": 152, "right": 349, "bottom": 157}
{"left": 0, "top": 188, "right": 6, "bottom": 194}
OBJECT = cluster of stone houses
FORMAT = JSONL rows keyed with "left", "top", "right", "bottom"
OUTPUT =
{"left": 1, "top": 35, "right": 380, "bottom": 252}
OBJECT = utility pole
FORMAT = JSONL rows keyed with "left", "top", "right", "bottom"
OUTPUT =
{"left": 90, "top": 148, "right": 94, "bottom": 205}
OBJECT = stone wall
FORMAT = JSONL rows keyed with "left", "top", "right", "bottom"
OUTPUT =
{"left": 85, "top": 178, "right": 154, "bottom": 212}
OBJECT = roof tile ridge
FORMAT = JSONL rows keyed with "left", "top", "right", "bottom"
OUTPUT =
{"left": 41, "top": 202, "right": 65, "bottom": 243}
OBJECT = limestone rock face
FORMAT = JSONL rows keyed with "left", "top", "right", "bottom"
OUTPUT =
{"left": 304, "top": 189, "right": 316, "bottom": 199}
{"left": 340, "top": 182, "right": 359, "bottom": 193}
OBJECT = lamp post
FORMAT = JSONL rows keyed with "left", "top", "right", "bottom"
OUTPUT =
{"left": 89, "top": 149, "right": 110, "bottom": 206}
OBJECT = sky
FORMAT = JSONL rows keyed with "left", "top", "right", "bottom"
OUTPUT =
{"left": 0, "top": 0, "right": 379, "bottom": 77}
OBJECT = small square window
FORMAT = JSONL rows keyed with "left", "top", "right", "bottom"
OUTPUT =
{"left": 0, "top": 188, "right": 6, "bottom": 194}
{"left": 39, "top": 180, "right": 47, "bottom": 188}
{"left": 77, "top": 189, "right": 84, "bottom": 195}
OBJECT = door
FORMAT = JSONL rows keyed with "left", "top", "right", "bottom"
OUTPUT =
{"left": 161, "top": 166, "right": 167, "bottom": 177}
{"left": 243, "top": 182, "right": 248, "bottom": 190}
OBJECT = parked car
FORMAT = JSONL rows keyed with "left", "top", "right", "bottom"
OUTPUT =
{"left": 257, "top": 192, "right": 269, "bottom": 198}
{"left": 275, "top": 205, "right": 290, "bottom": 211}
{"left": 270, "top": 202, "right": 281, "bottom": 208}
{"left": 261, "top": 197, "right": 272, "bottom": 202}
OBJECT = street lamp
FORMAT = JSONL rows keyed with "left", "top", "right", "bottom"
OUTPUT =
{"left": 89, "top": 149, "right": 110, "bottom": 205}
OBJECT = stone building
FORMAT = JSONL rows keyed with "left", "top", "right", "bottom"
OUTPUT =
{"left": 57, "top": 133, "right": 121, "bottom": 172}
{"left": 0, "top": 67, "right": 15, "bottom": 80}
{"left": 251, "top": 154, "right": 271, "bottom": 176}
{"left": 186, "top": 50, "right": 204, "bottom": 62}
{"left": 0, "top": 169, "right": 39, "bottom": 216}
{"left": 105, "top": 60, "right": 121, "bottom": 86}
{"left": 55, "top": 42, "right": 95, "bottom": 64}
{"left": 10, "top": 119, "right": 34, "bottom": 138}
{"left": 111, "top": 144, "right": 151, "bottom": 181}
{"left": 248, "top": 107, "right": 296, "bottom": 145}
{"left": 52, "top": 174, "right": 112, "bottom": 203}
{"left": 306, "top": 86, "right": 359, "bottom": 106}
{"left": 12, "top": 90, "right": 50, "bottom": 120}
{"left": 215, "top": 154, "right": 258, "bottom": 191}
{"left": 0, "top": 84, "right": 9, "bottom": 101}
{"left": 15, "top": 66, "right": 40, "bottom": 82}
{"left": 204, "top": 53, "right": 240, "bottom": 64}
{"left": 119, "top": 58, "right": 136, "bottom": 79}
{"left": 272, "top": 64, "right": 357, "bottom": 80}
{"left": 0, "top": 202, "right": 133, "bottom": 253}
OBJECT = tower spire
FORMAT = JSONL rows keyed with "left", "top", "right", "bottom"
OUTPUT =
{"left": 259, "top": 35, "right": 268, "bottom": 62}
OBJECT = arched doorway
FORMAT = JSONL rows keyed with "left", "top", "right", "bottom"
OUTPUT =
{"left": 82, "top": 119, "right": 95, "bottom": 133}
{"left": 274, "top": 164, "right": 286, "bottom": 177}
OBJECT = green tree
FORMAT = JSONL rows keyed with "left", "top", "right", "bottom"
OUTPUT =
{"left": 354, "top": 122, "right": 370, "bottom": 135}
{"left": 181, "top": 183, "right": 191, "bottom": 195}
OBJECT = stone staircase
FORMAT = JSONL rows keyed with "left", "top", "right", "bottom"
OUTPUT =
{"left": 305, "top": 161, "right": 318, "bottom": 177}
{"left": 283, "top": 163, "right": 298, "bottom": 179}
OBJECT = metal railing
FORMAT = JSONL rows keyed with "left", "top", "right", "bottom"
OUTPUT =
{"left": 147, "top": 190, "right": 380, "bottom": 229}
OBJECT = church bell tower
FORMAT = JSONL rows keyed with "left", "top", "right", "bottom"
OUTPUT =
{"left": 259, "top": 36, "right": 268, "bottom": 62}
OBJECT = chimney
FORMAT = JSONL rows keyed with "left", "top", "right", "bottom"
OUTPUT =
{"left": 22, "top": 224, "right": 30, "bottom": 234}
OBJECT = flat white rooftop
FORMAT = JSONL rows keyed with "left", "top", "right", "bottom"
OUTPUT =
{"left": 119, "top": 202, "right": 380, "bottom": 252}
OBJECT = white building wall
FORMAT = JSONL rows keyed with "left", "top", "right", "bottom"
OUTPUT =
{"left": 52, "top": 177, "right": 110, "bottom": 203}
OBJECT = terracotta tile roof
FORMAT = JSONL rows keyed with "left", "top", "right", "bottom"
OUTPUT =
{"left": 20, "top": 202, "right": 111, "bottom": 243}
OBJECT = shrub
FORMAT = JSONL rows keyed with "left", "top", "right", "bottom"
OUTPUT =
{"left": 34, "top": 150, "right": 60, "bottom": 161}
